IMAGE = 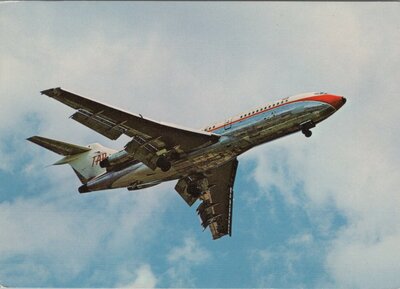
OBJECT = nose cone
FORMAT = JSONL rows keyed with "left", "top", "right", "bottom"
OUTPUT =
{"left": 334, "top": 96, "right": 346, "bottom": 110}
{"left": 323, "top": 95, "right": 346, "bottom": 110}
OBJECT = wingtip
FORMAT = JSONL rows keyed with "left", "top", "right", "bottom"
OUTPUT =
{"left": 26, "top": 136, "right": 37, "bottom": 142}
{"left": 40, "top": 87, "right": 62, "bottom": 97}
{"left": 27, "top": 136, "right": 45, "bottom": 147}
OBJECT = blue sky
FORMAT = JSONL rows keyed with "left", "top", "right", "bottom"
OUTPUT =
{"left": 1, "top": 2, "right": 399, "bottom": 288}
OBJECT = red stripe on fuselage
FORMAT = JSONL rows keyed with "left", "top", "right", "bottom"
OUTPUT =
{"left": 300, "top": 94, "right": 345, "bottom": 110}
{"left": 205, "top": 94, "right": 343, "bottom": 133}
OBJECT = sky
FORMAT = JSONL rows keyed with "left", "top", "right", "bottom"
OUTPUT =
{"left": 1, "top": 2, "right": 399, "bottom": 288}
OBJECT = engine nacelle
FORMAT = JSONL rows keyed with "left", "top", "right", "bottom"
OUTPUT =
{"left": 99, "top": 149, "right": 132, "bottom": 168}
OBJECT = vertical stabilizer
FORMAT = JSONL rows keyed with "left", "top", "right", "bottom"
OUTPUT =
{"left": 27, "top": 136, "right": 117, "bottom": 184}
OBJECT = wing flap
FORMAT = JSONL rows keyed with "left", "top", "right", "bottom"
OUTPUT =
{"left": 197, "top": 158, "right": 238, "bottom": 239}
{"left": 71, "top": 109, "right": 126, "bottom": 140}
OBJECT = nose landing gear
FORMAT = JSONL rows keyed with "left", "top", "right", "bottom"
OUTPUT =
{"left": 300, "top": 120, "right": 315, "bottom": 138}
{"left": 302, "top": 129, "right": 312, "bottom": 138}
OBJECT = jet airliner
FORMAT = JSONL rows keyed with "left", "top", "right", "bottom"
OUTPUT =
{"left": 28, "top": 88, "right": 346, "bottom": 239}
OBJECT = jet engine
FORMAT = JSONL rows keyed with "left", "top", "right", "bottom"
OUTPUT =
{"left": 99, "top": 150, "right": 133, "bottom": 168}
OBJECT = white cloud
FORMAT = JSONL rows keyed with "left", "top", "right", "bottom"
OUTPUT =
{"left": 167, "top": 236, "right": 210, "bottom": 264}
{"left": 116, "top": 264, "right": 157, "bottom": 288}
{"left": 165, "top": 236, "right": 210, "bottom": 287}
{"left": 0, "top": 198, "right": 101, "bottom": 281}
{"left": 0, "top": 179, "right": 173, "bottom": 286}
{"left": 326, "top": 233, "right": 400, "bottom": 289}
{"left": 250, "top": 235, "right": 316, "bottom": 288}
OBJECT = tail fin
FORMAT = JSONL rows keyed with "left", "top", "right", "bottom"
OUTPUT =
{"left": 27, "top": 136, "right": 117, "bottom": 184}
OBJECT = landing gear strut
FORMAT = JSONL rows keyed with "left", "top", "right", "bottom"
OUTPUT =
{"left": 300, "top": 120, "right": 315, "bottom": 138}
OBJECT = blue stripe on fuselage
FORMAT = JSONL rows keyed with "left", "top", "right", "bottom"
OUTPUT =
{"left": 211, "top": 101, "right": 327, "bottom": 135}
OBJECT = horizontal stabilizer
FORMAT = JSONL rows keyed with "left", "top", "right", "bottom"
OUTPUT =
{"left": 27, "top": 136, "right": 90, "bottom": 156}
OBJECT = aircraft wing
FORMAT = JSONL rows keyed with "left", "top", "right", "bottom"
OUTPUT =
{"left": 197, "top": 158, "right": 238, "bottom": 240}
{"left": 41, "top": 88, "right": 219, "bottom": 153}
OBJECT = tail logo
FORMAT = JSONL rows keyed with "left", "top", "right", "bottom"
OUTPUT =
{"left": 92, "top": 152, "right": 108, "bottom": 167}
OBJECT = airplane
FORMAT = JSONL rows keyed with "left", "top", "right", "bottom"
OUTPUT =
{"left": 28, "top": 88, "right": 346, "bottom": 239}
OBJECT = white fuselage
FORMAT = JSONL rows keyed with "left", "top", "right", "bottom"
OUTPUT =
{"left": 83, "top": 92, "right": 346, "bottom": 192}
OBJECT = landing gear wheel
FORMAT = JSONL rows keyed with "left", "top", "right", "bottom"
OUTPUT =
{"left": 302, "top": 129, "right": 312, "bottom": 138}
{"left": 300, "top": 120, "right": 315, "bottom": 138}
{"left": 187, "top": 184, "right": 202, "bottom": 198}
{"left": 156, "top": 156, "right": 171, "bottom": 172}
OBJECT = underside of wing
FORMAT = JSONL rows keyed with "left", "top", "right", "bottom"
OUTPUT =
{"left": 184, "top": 158, "right": 238, "bottom": 240}
{"left": 41, "top": 88, "right": 219, "bottom": 153}
{"left": 199, "top": 159, "right": 238, "bottom": 239}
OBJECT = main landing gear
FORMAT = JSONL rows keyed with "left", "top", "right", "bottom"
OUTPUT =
{"left": 187, "top": 183, "right": 202, "bottom": 198}
{"left": 300, "top": 120, "right": 316, "bottom": 138}
{"left": 156, "top": 151, "right": 180, "bottom": 172}
{"left": 156, "top": 156, "right": 171, "bottom": 172}
{"left": 186, "top": 176, "right": 209, "bottom": 199}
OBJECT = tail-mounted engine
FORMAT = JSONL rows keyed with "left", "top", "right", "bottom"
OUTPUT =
{"left": 123, "top": 135, "right": 178, "bottom": 172}
{"left": 99, "top": 149, "right": 135, "bottom": 169}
